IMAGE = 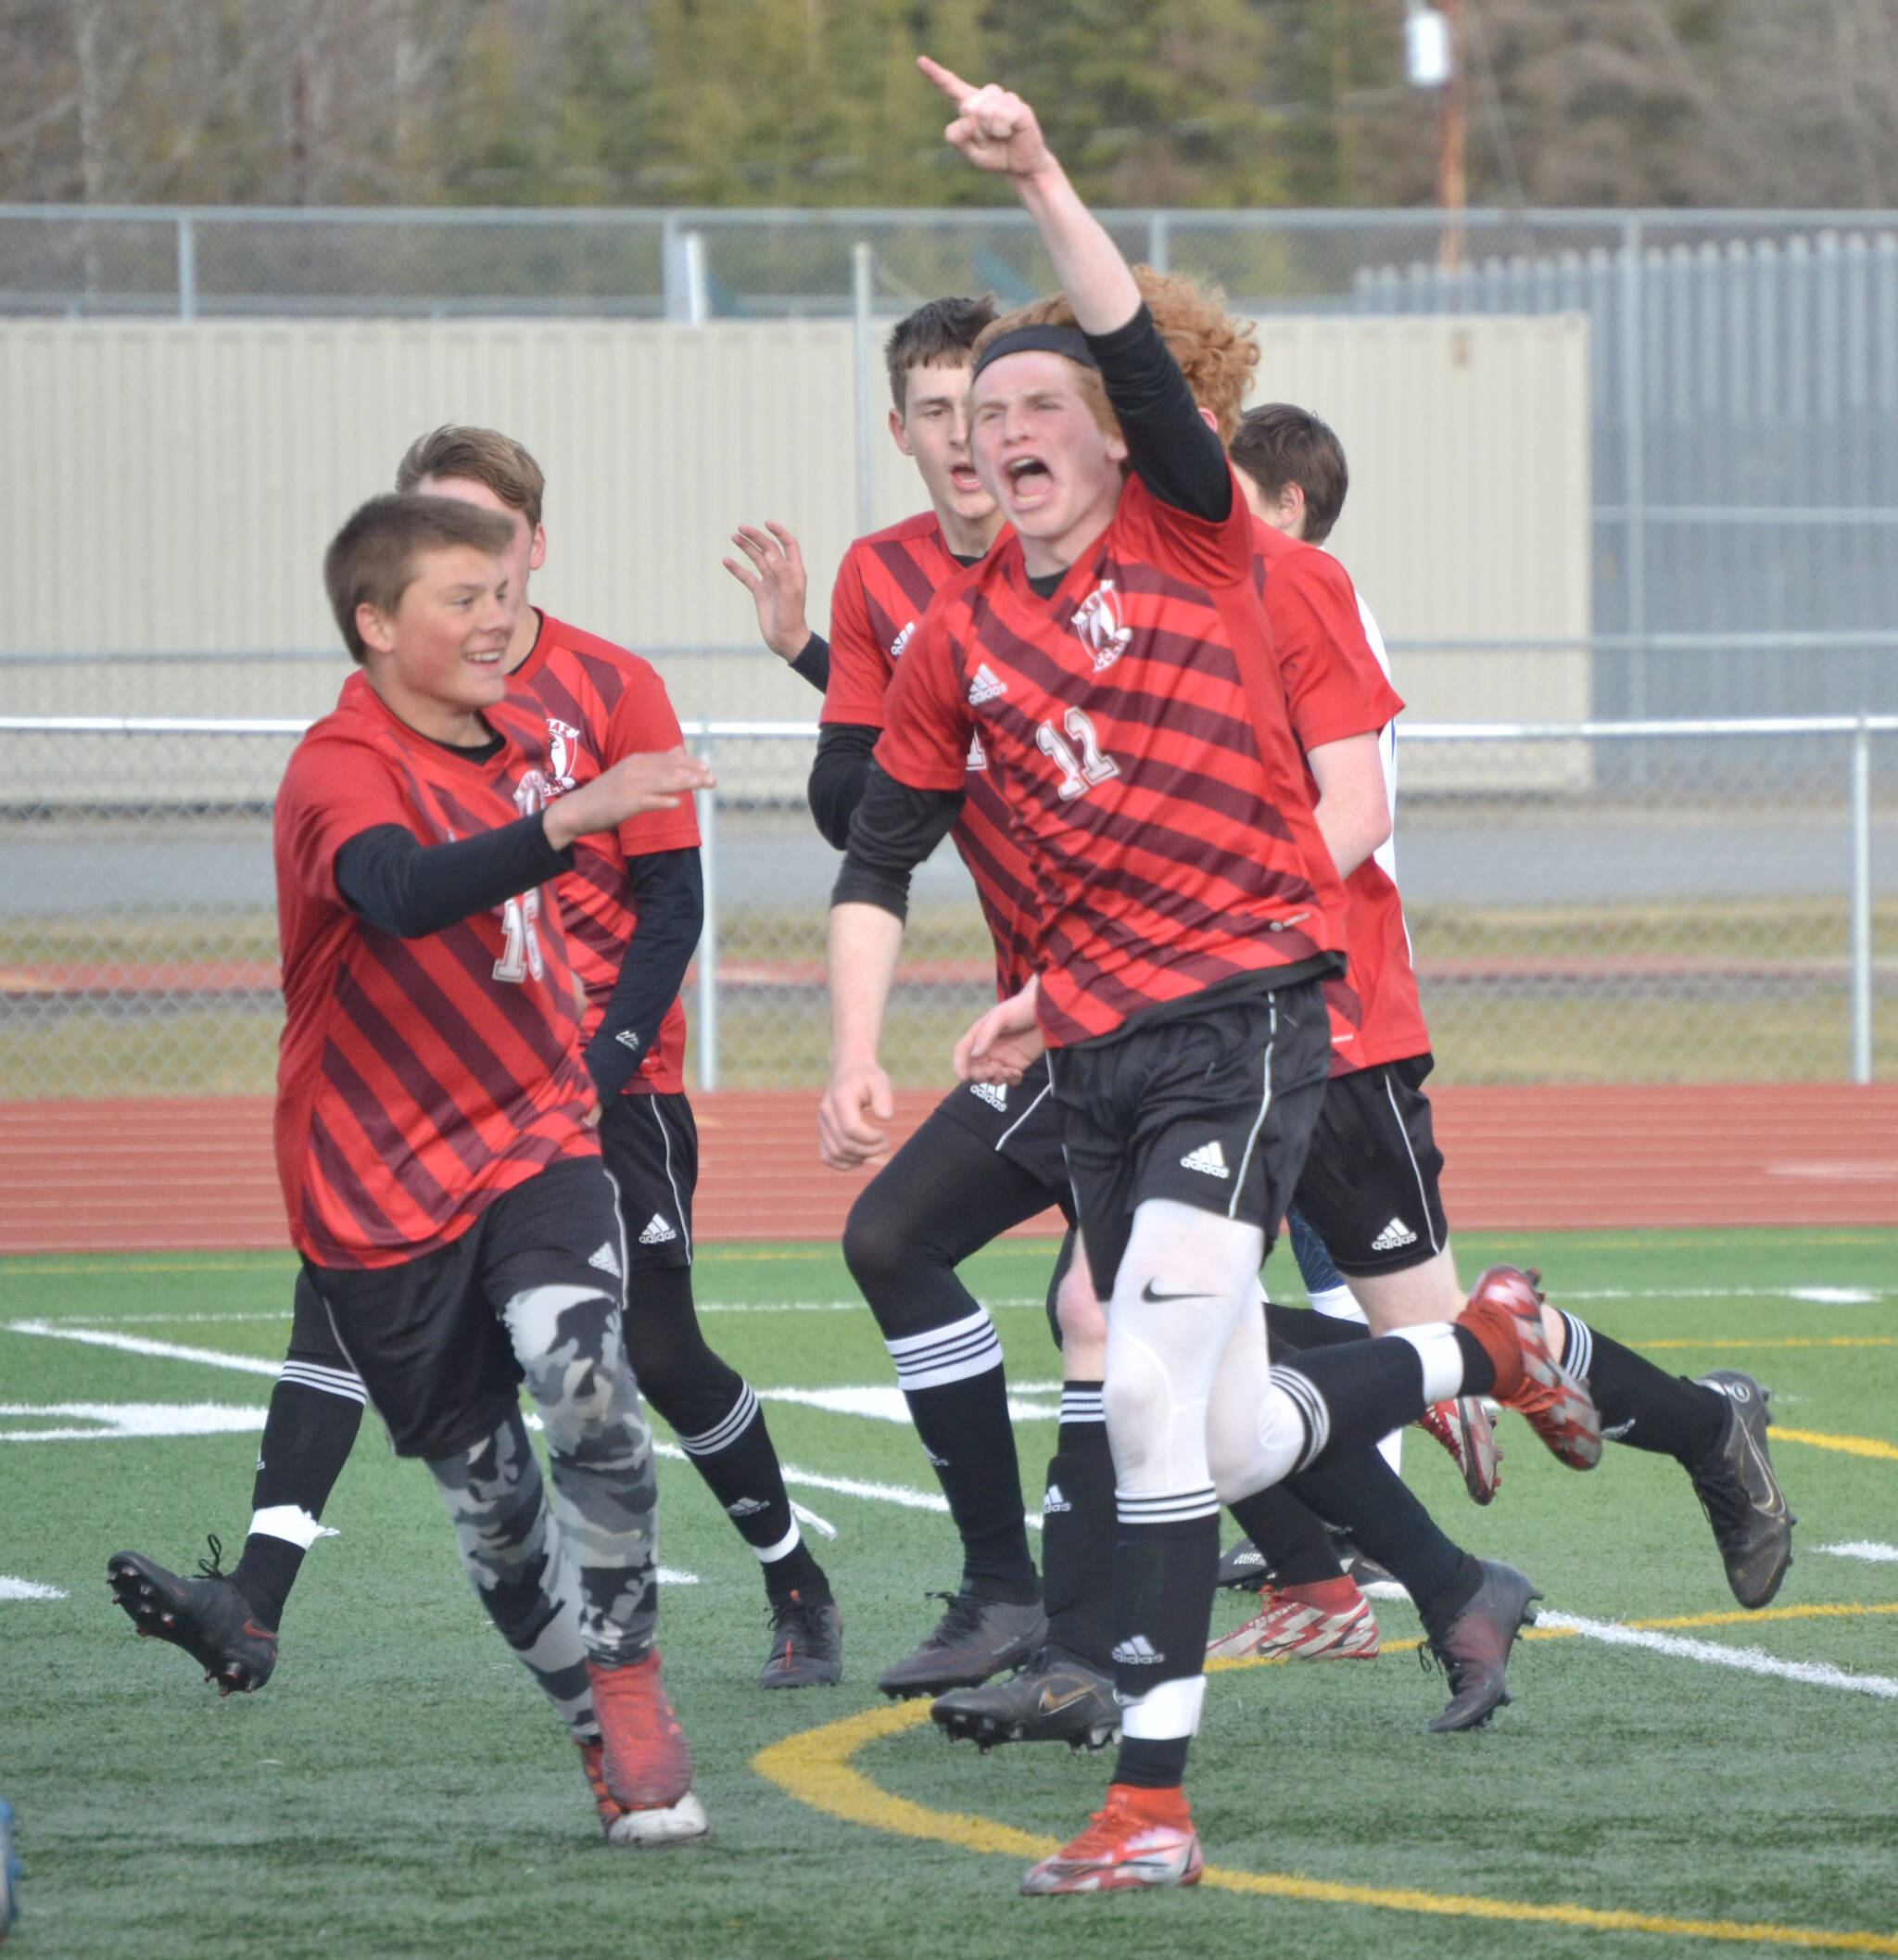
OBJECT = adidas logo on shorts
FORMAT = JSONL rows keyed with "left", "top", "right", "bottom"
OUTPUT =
{"left": 1369, "top": 1218, "right": 1419, "bottom": 1253}
{"left": 638, "top": 1215, "right": 678, "bottom": 1246}
{"left": 968, "top": 663, "right": 1007, "bottom": 705}
{"left": 1043, "top": 1483, "right": 1071, "bottom": 1515}
{"left": 970, "top": 1081, "right": 1007, "bottom": 1111}
{"left": 1179, "top": 1140, "right": 1231, "bottom": 1180}
{"left": 588, "top": 1240, "right": 624, "bottom": 1278}
{"left": 1110, "top": 1633, "right": 1165, "bottom": 1666}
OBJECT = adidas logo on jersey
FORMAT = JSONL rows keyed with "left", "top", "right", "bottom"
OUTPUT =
{"left": 1110, "top": 1633, "right": 1165, "bottom": 1666}
{"left": 967, "top": 731, "right": 986, "bottom": 771}
{"left": 969, "top": 1081, "right": 1007, "bottom": 1111}
{"left": 890, "top": 621, "right": 917, "bottom": 661}
{"left": 1072, "top": 580, "right": 1133, "bottom": 672}
{"left": 638, "top": 1215, "right": 678, "bottom": 1246}
{"left": 1043, "top": 1483, "right": 1071, "bottom": 1515}
{"left": 588, "top": 1240, "right": 624, "bottom": 1278}
{"left": 968, "top": 664, "right": 1007, "bottom": 705}
{"left": 1179, "top": 1140, "right": 1231, "bottom": 1181}
{"left": 1369, "top": 1218, "right": 1419, "bottom": 1253}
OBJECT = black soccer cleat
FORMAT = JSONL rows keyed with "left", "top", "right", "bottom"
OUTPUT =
{"left": 1689, "top": 1372, "right": 1795, "bottom": 1610}
{"left": 1215, "top": 1536, "right": 1275, "bottom": 1591}
{"left": 758, "top": 1587, "right": 843, "bottom": 1689}
{"left": 1422, "top": 1559, "right": 1541, "bottom": 1733}
{"left": 876, "top": 1590, "right": 1047, "bottom": 1700}
{"left": 930, "top": 1644, "right": 1120, "bottom": 1752}
{"left": 107, "top": 1536, "right": 277, "bottom": 1696}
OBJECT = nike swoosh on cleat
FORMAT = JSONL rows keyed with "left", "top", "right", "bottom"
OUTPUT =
{"left": 1036, "top": 1686, "right": 1098, "bottom": 1714}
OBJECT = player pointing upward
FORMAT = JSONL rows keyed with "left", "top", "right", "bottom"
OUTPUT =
{"left": 823, "top": 56, "right": 1597, "bottom": 1894}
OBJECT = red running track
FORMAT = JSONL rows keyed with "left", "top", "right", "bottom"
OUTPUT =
{"left": 2, "top": 1084, "right": 1896, "bottom": 1255}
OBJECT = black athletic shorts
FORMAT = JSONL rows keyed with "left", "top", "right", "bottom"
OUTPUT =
{"left": 1047, "top": 980, "right": 1333, "bottom": 1299}
{"left": 1291, "top": 1054, "right": 1449, "bottom": 1277}
{"left": 932, "top": 1054, "right": 1071, "bottom": 1198}
{"left": 599, "top": 1091, "right": 696, "bottom": 1271}
{"left": 302, "top": 1157, "right": 623, "bottom": 1461}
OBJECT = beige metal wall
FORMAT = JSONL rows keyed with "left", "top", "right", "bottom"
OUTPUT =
{"left": 0, "top": 314, "right": 1588, "bottom": 761}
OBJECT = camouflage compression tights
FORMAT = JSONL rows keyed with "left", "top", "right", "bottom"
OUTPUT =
{"left": 427, "top": 1283, "right": 659, "bottom": 1743}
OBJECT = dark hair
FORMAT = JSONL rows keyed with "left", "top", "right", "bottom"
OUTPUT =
{"left": 1229, "top": 404, "right": 1349, "bottom": 544}
{"left": 395, "top": 424, "right": 546, "bottom": 532}
{"left": 884, "top": 295, "right": 997, "bottom": 412}
{"left": 323, "top": 494, "right": 514, "bottom": 664}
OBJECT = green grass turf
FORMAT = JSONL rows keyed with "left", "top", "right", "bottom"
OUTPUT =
{"left": 2, "top": 1233, "right": 1896, "bottom": 1959}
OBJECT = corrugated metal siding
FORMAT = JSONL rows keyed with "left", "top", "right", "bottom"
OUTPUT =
{"left": 0, "top": 314, "right": 1588, "bottom": 765}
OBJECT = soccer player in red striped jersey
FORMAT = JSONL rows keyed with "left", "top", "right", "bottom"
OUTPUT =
{"left": 272, "top": 493, "right": 706, "bottom": 1840}
{"left": 1221, "top": 406, "right": 1793, "bottom": 1616}
{"left": 728, "top": 299, "right": 1079, "bottom": 1697}
{"left": 821, "top": 60, "right": 1596, "bottom": 1894}
{"left": 112, "top": 435, "right": 842, "bottom": 1712}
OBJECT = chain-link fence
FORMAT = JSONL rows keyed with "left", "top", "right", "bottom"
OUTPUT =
{"left": 4, "top": 714, "right": 1895, "bottom": 1102}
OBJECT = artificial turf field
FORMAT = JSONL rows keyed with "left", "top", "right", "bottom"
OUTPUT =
{"left": 2, "top": 1231, "right": 1895, "bottom": 1960}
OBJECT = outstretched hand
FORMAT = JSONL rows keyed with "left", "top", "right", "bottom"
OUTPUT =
{"left": 722, "top": 521, "right": 811, "bottom": 663}
{"left": 917, "top": 56, "right": 1053, "bottom": 181}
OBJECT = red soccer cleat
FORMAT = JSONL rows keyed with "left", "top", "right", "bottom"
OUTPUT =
{"left": 1458, "top": 1266, "right": 1601, "bottom": 1470}
{"left": 1205, "top": 1577, "right": 1379, "bottom": 1663}
{"left": 576, "top": 1737, "right": 709, "bottom": 1848}
{"left": 1417, "top": 1396, "right": 1502, "bottom": 1502}
{"left": 588, "top": 1650, "right": 695, "bottom": 1809}
{"left": 1019, "top": 1783, "right": 1204, "bottom": 1895}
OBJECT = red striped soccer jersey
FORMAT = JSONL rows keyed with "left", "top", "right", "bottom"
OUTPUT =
{"left": 879, "top": 473, "right": 1348, "bottom": 1047}
{"left": 1252, "top": 523, "right": 1429, "bottom": 1076}
{"left": 274, "top": 680, "right": 598, "bottom": 1271}
{"left": 822, "top": 512, "right": 1037, "bottom": 998}
{"left": 508, "top": 613, "right": 702, "bottom": 1095}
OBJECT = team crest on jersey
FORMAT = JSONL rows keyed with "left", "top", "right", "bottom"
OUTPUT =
{"left": 1071, "top": 581, "right": 1132, "bottom": 672}
{"left": 889, "top": 621, "right": 917, "bottom": 662}
{"left": 544, "top": 717, "right": 583, "bottom": 790}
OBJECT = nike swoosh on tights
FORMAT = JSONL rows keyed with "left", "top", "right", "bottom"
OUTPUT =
{"left": 1140, "top": 1281, "right": 1209, "bottom": 1304}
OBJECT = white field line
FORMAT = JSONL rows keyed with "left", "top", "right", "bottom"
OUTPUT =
{"left": 0, "top": 1402, "right": 268, "bottom": 1441}
{"left": 758, "top": 1385, "right": 1058, "bottom": 1425}
{"left": 6, "top": 1320, "right": 280, "bottom": 1376}
{"left": 0, "top": 1575, "right": 67, "bottom": 1600}
{"left": 1541, "top": 1611, "right": 1898, "bottom": 1699}
{"left": 1550, "top": 1286, "right": 1888, "bottom": 1304}
{"left": 1814, "top": 1540, "right": 1898, "bottom": 1562}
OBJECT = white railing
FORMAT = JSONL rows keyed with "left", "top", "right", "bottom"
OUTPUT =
{"left": 0, "top": 714, "right": 1890, "bottom": 1090}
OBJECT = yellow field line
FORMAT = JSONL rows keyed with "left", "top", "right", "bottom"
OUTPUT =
{"left": 753, "top": 1682, "right": 1898, "bottom": 1952}
{"left": 1773, "top": 1427, "right": 1898, "bottom": 1461}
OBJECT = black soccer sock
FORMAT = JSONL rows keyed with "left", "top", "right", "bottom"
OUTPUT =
{"left": 1041, "top": 1383, "right": 1117, "bottom": 1669}
{"left": 1225, "top": 1484, "right": 1347, "bottom": 1588}
{"left": 1557, "top": 1312, "right": 1727, "bottom": 1465}
{"left": 1264, "top": 1299, "right": 1373, "bottom": 1353}
{"left": 1284, "top": 1448, "right": 1468, "bottom": 1611}
{"left": 1109, "top": 1507, "right": 1219, "bottom": 1790}
{"left": 233, "top": 1359, "right": 366, "bottom": 1630}
{"left": 625, "top": 1267, "right": 829, "bottom": 1603}
{"left": 1273, "top": 1336, "right": 1443, "bottom": 1473}
{"left": 843, "top": 1114, "right": 1053, "bottom": 1602}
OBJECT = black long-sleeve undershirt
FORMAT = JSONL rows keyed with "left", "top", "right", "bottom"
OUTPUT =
{"left": 790, "top": 633, "right": 830, "bottom": 692}
{"left": 808, "top": 722, "right": 879, "bottom": 850}
{"left": 584, "top": 847, "right": 703, "bottom": 1100}
{"left": 335, "top": 818, "right": 573, "bottom": 939}
{"left": 1085, "top": 303, "right": 1233, "bottom": 523}
{"left": 830, "top": 761, "right": 964, "bottom": 920}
